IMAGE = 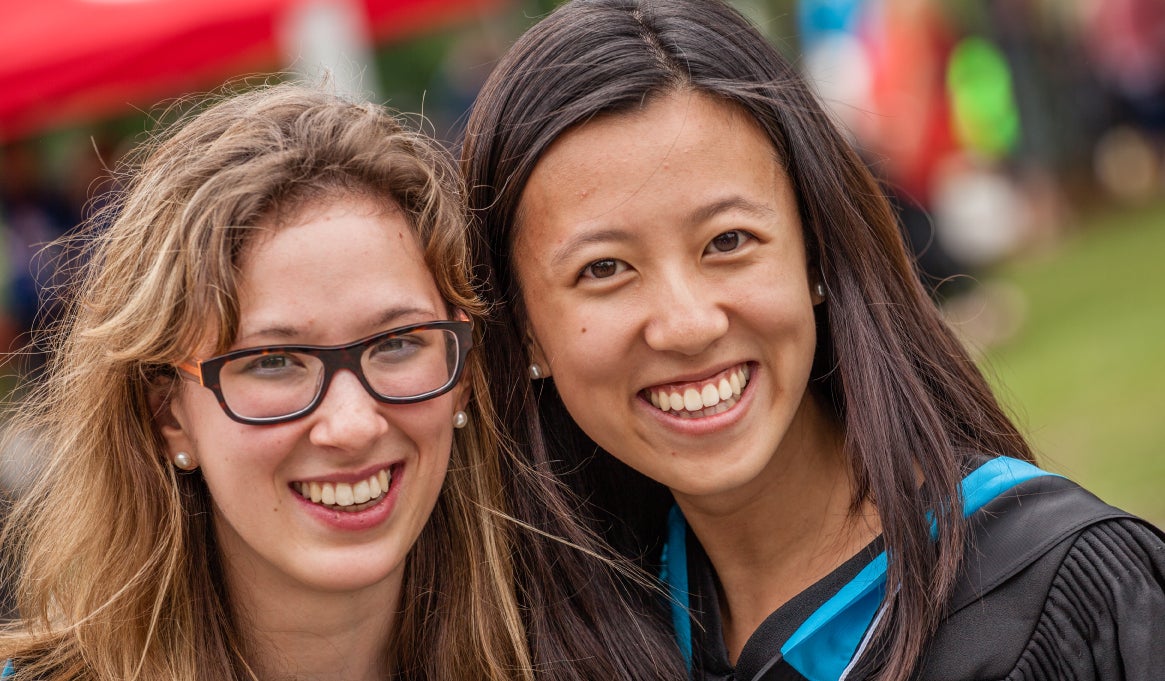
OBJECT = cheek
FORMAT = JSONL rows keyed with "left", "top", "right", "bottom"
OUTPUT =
{"left": 170, "top": 387, "right": 233, "bottom": 452}
{"left": 757, "top": 299, "right": 819, "bottom": 388}
{"left": 394, "top": 399, "right": 457, "bottom": 456}
{"left": 403, "top": 412, "right": 455, "bottom": 502}
{"left": 181, "top": 394, "right": 300, "bottom": 499}
{"left": 758, "top": 293, "right": 816, "bottom": 338}
{"left": 532, "top": 305, "right": 624, "bottom": 375}
{"left": 199, "top": 429, "right": 297, "bottom": 496}
{"left": 734, "top": 263, "right": 815, "bottom": 329}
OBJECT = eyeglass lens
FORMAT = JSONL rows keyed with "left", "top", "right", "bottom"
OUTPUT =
{"left": 216, "top": 327, "right": 460, "bottom": 420}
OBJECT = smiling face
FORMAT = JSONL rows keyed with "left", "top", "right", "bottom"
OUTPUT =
{"left": 514, "top": 92, "right": 837, "bottom": 510}
{"left": 161, "top": 194, "right": 462, "bottom": 603}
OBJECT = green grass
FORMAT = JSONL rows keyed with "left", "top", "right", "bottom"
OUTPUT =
{"left": 981, "top": 198, "right": 1165, "bottom": 526}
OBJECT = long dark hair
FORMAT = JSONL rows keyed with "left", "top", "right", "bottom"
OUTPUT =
{"left": 461, "top": 1, "right": 1033, "bottom": 679}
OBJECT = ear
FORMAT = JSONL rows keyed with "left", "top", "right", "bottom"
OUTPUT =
{"left": 151, "top": 378, "right": 195, "bottom": 460}
{"left": 452, "top": 308, "right": 473, "bottom": 411}
{"left": 455, "top": 385, "right": 472, "bottom": 414}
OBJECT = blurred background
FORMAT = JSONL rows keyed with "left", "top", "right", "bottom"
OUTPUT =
{"left": 0, "top": 0, "right": 1162, "bottom": 527}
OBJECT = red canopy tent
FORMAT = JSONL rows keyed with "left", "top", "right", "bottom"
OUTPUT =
{"left": 0, "top": 0, "right": 507, "bottom": 141}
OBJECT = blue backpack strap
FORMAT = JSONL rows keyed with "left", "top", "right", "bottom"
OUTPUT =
{"left": 2, "top": 659, "right": 13, "bottom": 678}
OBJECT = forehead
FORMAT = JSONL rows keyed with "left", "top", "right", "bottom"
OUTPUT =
{"left": 516, "top": 91, "right": 791, "bottom": 239}
{"left": 230, "top": 193, "right": 443, "bottom": 347}
{"left": 252, "top": 188, "right": 403, "bottom": 244}
{"left": 238, "top": 190, "right": 414, "bottom": 277}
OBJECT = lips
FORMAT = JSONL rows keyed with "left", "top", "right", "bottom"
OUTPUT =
{"left": 291, "top": 466, "right": 392, "bottom": 512}
{"left": 644, "top": 363, "right": 751, "bottom": 418}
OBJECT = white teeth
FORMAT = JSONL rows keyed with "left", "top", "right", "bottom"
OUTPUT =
{"left": 353, "top": 480, "right": 371, "bottom": 504}
{"left": 675, "top": 394, "right": 739, "bottom": 419}
{"left": 701, "top": 384, "right": 720, "bottom": 408}
{"left": 647, "top": 365, "right": 750, "bottom": 417}
{"left": 334, "top": 483, "right": 354, "bottom": 506}
{"left": 298, "top": 467, "right": 392, "bottom": 509}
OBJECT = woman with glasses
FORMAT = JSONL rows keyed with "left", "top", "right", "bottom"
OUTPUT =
{"left": 461, "top": 1, "right": 1165, "bottom": 680}
{"left": 0, "top": 84, "right": 682, "bottom": 681}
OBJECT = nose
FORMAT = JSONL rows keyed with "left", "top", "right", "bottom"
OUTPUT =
{"left": 308, "top": 369, "right": 390, "bottom": 451}
{"left": 642, "top": 268, "right": 729, "bottom": 356}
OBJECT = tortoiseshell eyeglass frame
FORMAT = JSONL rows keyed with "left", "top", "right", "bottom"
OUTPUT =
{"left": 176, "top": 319, "right": 472, "bottom": 425}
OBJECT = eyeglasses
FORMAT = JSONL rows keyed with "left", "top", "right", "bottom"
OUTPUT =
{"left": 177, "top": 320, "right": 472, "bottom": 425}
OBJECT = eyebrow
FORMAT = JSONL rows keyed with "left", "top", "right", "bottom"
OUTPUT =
{"left": 236, "top": 305, "right": 439, "bottom": 346}
{"left": 688, "top": 196, "right": 776, "bottom": 224}
{"left": 548, "top": 195, "right": 776, "bottom": 267}
{"left": 549, "top": 229, "right": 636, "bottom": 268}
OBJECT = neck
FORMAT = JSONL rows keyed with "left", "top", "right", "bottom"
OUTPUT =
{"left": 225, "top": 561, "right": 401, "bottom": 681}
{"left": 674, "top": 396, "right": 880, "bottom": 664}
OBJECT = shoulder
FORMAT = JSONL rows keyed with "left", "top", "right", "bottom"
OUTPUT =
{"left": 915, "top": 472, "right": 1165, "bottom": 680}
{"left": 953, "top": 471, "right": 1155, "bottom": 607}
{"left": 1014, "top": 517, "right": 1165, "bottom": 679}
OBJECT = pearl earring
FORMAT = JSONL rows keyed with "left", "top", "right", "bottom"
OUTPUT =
{"left": 529, "top": 363, "right": 543, "bottom": 380}
{"left": 453, "top": 411, "right": 469, "bottom": 429}
{"left": 814, "top": 281, "right": 827, "bottom": 299}
{"left": 172, "top": 451, "right": 197, "bottom": 471}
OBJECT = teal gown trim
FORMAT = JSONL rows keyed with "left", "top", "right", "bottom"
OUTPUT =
{"left": 661, "top": 456, "right": 1058, "bottom": 681}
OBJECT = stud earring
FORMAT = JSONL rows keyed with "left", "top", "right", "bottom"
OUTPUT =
{"left": 814, "top": 281, "right": 827, "bottom": 299}
{"left": 529, "top": 363, "right": 543, "bottom": 380}
{"left": 172, "top": 451, "right": 197, "bottom": 471}
{"left": 453, "top": 411, "right": 469, "bottom": 429}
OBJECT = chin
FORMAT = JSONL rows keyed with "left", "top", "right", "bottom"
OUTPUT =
{"left": 313, "top": 566, "right": 403, "bottom": 594}
{"left": 668, "top": 471, "right": 757, "bottom": 501}
{"left": 297, "top": 551, "right": 408, "bottom": 592}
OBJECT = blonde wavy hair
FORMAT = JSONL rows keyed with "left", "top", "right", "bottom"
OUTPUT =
{"left": 0, "top": 83, "right": 531, "bottom": 680}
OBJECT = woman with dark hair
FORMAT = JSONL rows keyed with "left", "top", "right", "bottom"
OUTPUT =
{"left": 461, "top": 1, "right": 1165, "bottom": 679}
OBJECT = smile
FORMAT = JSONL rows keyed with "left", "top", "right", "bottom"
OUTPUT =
{"left": 291, "top": 467, "right": 393, "bottom": 512}
{"left": 645, "top": 363, "right": 751, "bottom": 418}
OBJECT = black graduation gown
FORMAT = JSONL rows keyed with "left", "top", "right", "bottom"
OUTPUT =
{"left": 662, "top": 457, "right": 1165, "bottom": 681}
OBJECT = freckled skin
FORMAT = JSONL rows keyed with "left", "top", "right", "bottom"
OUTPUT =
{"left": 162, "top": 196, "right": 464, "bottom": 601}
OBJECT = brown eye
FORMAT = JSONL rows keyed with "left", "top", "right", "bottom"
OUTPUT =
{"left": 706, "top": 231, "right": 750, "bottom": 254}
{"left": 259, "top": 355, "right": 289, "bottom": 369}
{"left": 582, "top": 258, "right": 627, "bottom": 279}
{"left": 233, "top": 352, "right": 308, "bottom": 379}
